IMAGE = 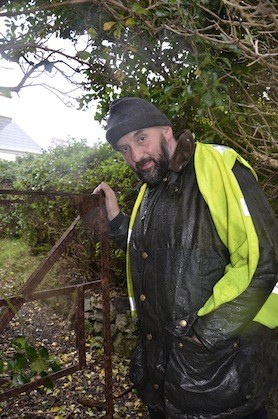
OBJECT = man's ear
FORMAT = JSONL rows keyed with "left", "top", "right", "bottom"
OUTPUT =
{"left": 162, "top": 125, "right": 173, "bottom": 141}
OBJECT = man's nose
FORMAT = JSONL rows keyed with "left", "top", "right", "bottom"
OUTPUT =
{"left": 130, "top": 146, "right": 144, "bottom": 163}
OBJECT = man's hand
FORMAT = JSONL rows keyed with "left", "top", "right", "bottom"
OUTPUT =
{"left": 93, "top": 182, "right": 120, "bottom": 221}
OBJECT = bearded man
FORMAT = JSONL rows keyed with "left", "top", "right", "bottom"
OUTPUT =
{"left": 94, "top": 97, "right": 278, "bottom": 419}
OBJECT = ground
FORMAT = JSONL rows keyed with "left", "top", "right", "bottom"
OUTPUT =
{"left": 2, "top": 304, "right": 276, "bottom": 419}
{"left": 0, "top": 245, "right": 277, "bottom": 419}
{"left": 0, "top": 301, "right": 148, "bottom": 418}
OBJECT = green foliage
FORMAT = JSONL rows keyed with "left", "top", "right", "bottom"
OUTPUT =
{"left": 0, "top": 336, "right": 60, "bottom": 388}
{"left": 0, "top": 1, "right": 277, "bottom": 199}
{"left": 0, "top": 0, "right": 276, "bottom": 200}
{"left": 0, "top": 159, "right": 15, "bottom": 184}
{"left": 0, "top": 159, "right": 23, "bottom": 237}
{"left": 0, "top": 140, "right": 137, "bottom": 287}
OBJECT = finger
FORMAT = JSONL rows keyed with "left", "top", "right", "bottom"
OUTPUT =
{"left": 92, "top": 183, "right": 106, "bottom": 194}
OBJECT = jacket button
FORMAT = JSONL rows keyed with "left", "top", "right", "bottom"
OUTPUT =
{"left": 142, "top": 252, "right": 148, "bottom": 259}
{"left": 232, "top": 341, "right": 238, "bottom": 348}
{"left": 140, "top": 294, "right": 146, "bottom": 301}
{"left": 179, "top": 319, "right": 187, "bottom": 327}
{"left": 146, "top": 333, "right": 153, "bottom": 340}
{"left": 178, "top": 342, "right": 184, "bottom": 348}
{"left": 153, "top": 383, "right": 159, "bottom": 390}
{"left": 163, "top": 177, "right": 168, "bottom": 182}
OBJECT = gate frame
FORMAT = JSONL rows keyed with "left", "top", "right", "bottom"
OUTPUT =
{"left": 0, "top": 193, "right": 114, "bottom": 417}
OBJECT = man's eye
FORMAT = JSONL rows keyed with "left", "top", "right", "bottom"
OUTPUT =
{"left": 119, "top": 146, "right": 128, "bottom": 154}
{"left": 138, "top": 136, "right": 145, "bottom": 143}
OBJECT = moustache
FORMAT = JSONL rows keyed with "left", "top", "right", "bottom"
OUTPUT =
{"left": 136, "top": 157, "right": 154, "bottom": 171}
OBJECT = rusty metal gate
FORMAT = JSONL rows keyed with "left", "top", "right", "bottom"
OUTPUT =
{"left": 0, "top": 191, "right": 119, "bottom": 418}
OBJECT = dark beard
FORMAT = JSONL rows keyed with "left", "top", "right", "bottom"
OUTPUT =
{"left": 135, "top": 137, "right": 170, "bottom": 188}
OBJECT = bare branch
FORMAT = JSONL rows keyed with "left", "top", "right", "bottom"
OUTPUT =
{"left": 0, "top": 0, "right": 94, "bottom": 17}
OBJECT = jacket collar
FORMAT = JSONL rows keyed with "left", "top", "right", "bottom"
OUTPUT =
{"left": 169, "top": 129, "right": 196, "bottom": 173}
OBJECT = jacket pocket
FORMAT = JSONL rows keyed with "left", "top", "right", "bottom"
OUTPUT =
{"left": 164, "top": 336, "right": 253, "bottom": 415}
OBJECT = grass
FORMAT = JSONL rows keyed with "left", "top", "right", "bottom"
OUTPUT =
{"left": 0, "top": 237, "right": 31, "bottom": 266}
{"left": 0, "top": 238, "right": 45, "bottom": 295}
{"left": 0, "top": 238, "right": 75, "bottom": 315}
{"left": 0, "top": 238, "right": 69, "bottom": 296}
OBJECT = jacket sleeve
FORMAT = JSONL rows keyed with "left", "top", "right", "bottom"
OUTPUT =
{"left": 108, "top": 211, "right": 130, "bottom": 251}
{"left": 193, "top": 162, "right": 278, "bottom": 348}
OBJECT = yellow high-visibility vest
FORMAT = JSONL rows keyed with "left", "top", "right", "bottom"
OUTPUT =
{"left": 126, "top": 142, "right": 277, "bottom": 328}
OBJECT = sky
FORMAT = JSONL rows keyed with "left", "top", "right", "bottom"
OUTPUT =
{"left": 0, "top": 34, "right": 106, "bottom": 151}
{"left": 0, "top": 60, "right": 106, "bottom": 151}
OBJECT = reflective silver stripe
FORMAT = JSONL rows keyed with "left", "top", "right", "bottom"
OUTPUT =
{"left": 240, "top": 197, "right": 250, "bottom": 216}
{"left": 127, "top": 228, "right": 132, "bottom": 244}
{"left": 212, "top": 144, "right": 229, "bottom": 154}
{"left": 129, "top": 297, "right": 136, "bottom": 312}
{"left": 272, "top": 282, "right": 278, "bottom": 295}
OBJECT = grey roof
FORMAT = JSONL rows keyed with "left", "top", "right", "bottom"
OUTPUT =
{"left": 0, "top": 116, "right": 42, "bottom": 154}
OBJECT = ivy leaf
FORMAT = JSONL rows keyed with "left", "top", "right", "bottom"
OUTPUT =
{"left": 125, "top": 18, "right": 136, "bottom": 27}
{"left": 13, "top": 355, "right": 28, "bottom": 371}
{"left": 201, "top": 92, "right": 214, "bottom": 107}
{"left": 26, "top": 346, "right": 37, "bottom": 362}
{"left": 39, "top": 347, "right": 49, "bottom": 359}
{"left": 13, "top": 336, "right": 28, "bottom": 349}
{"left": 103, "top": 21, "right": 116, "bottom": 31}
{"left": 113, "top": 25, "right": 122, "bottom": 39}
{"left": 220, "top": 57, "right": 232, "bottom": 68}
{"left": 50, "top": 360, "right": 61, "bottom": 372}
{"left": 87, "top": 27, "right": 97, "bottom": 39}
{"left": 30, "top": 357, "right": 47, "bottom": 374}
{"left": 76, "top": 51, "right": 91, "bottom": 61}
{"left": 132, "top": 3, "right": 148, "bottom": 15}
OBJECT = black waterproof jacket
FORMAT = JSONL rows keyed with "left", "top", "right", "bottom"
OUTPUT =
{"left": 109, "top": 140, "right": 278, "bottom": 418}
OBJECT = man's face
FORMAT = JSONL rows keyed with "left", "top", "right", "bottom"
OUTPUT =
{"left": 117, "top": 127, "right": 171, "bottom": 187}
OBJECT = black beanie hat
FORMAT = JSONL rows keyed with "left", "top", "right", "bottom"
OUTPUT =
{"left": 106, "top": 97, "right": 172, "bottom": 149}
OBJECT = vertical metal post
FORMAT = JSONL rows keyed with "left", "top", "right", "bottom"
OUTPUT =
{"left": 75, "top": 192, "right": 114, "bottom": 417}
{"left": 76, "top": 284, "right": 86, "bottom": 369}
{"left": 100, "top": 199, "right": 114, "bottom": 418}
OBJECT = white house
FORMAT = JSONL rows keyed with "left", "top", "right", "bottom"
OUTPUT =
{"left": 0, "top": 115, "right": 42, "bottom": 161}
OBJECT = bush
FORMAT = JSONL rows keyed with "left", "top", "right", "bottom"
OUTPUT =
{"left": 0, "top": 140, "right": 137, "bottom": 289}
